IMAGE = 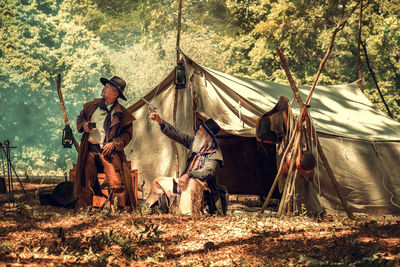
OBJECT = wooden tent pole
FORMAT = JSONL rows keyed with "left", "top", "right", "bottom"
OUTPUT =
{"left": 172, "top": 0, "right": 183, "bottom": 177}
{"left": 56, "top": 73, "right": 79, "bottom": 152}
{"left": 176, "top": 0, "right": 182, "bottom": 63}
{"left": 261, "top": 47, "right": 309, "bottom": 213}
{"left": 277, "top": 135, "right": 301, "bottom": 216}
{"left": 261, "top": 125, "right": 297, "bottom": 212}
{"left": 277, "top": 47, "right": 304, "bottom": 108}
{"left": 314, "top": 131, "right": 355, "bottom": 219}
{"left": 357, "top": 0, "right": 364, "bottom": 91}
{"left": 261, "top": 105, "right": 308, "bottom": 212}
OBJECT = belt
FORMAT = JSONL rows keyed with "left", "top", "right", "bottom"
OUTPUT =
{"left": 88, "top": 143, "right": 103, "bottom": 153}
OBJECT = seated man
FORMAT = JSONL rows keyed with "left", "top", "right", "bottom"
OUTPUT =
{"left": 144, "top": 111, "right": 228, "bottom": 216}
{"left": 74, "top": 76, "right": 135, "bottom": 210}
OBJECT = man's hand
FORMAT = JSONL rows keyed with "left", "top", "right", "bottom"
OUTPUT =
{"left": 83, "top": 122, "right": 91, "bottom": 133}
{"left": 178, "top": 173, "right": 190, "bottom": 190}
{"left": 149, "top": 111, "right": 163, "bottom": 124}
{"left": 102, "top": 142, "right": 115, "bottom": 156}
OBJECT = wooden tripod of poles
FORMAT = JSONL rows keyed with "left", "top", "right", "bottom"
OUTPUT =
{"left": 261, "top": 48, "right": 354, "bottom": 220}
{"left": 261, "top": 7, "right": 359, "bottom": 219}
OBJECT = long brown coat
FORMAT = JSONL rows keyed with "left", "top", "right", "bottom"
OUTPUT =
{"left": 74, "top": 98, "right": 136, "bottom": 206}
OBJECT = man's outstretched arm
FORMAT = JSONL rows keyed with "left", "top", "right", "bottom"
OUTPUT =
{"left": 149, "top": 111, "right": 194, "bottom": 149}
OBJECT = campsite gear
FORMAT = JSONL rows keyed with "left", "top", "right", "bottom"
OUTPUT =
{"left": 296, "top": 150, "right": 316, "bottom": 175}
{"left": 51, "top": 180, "right": 77, "bottom": 207}
{"left": 174, "top": 62, "right": 186, "bottom": 89}
{"left": 39, "top": 189, "right": 53, "bottom": 206}
{"left": 74, "top": 98, "right": 136, "bottom": 209}
{"left": 48, "top": 181, "right": 77, "bottom": 208}
{"left": 56, "top": 73, "right": 79, "bottom": 151}
{"left": 39, "top": 175, "right": 77, "bottom": 208}
{"left": 256, "top": 96, "right": 289, "bottom": 144}
{"left": 0, "top": 141, "right": 29, "bottom": 203}
{"left": 62, "top": 124, "right": 74, "bottom": 148}
{"left": 141, "top": 97, "right": 157, "bottom": 113}
{"left": 100, "top": 76, "right": 127, "bottom": 101}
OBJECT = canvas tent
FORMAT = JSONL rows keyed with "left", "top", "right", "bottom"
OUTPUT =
{"left": 125, "top": 55, "right": 400, "bottom": 215}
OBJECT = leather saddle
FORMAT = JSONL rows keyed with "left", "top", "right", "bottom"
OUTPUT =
{"left": 256, "top": 96, "right": 290, "bottom": 144}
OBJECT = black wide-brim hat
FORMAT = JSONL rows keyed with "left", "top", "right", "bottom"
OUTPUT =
{"left": 199, "top": 118, "right": 221, "bottom": 143}
{"left": 100, "top": 76, "right": 127, "bottom": 101}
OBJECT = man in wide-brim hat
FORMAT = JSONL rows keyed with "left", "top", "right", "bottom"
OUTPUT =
{"left": 143, "top": 111, "right": 228, "bottom": 216}
{"left": 74, "top": 76, "right": 136, "bottom": 210}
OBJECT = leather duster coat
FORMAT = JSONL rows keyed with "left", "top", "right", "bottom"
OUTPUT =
{"left": 74, "top": 98, "right": 135, "bottom": 206}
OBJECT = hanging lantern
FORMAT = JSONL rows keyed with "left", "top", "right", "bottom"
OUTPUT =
{"left": 62, "top": 124, "right": 73, "bottom": 148}
{"left": 174, "top": 62, "right": 186, "bottom": 89}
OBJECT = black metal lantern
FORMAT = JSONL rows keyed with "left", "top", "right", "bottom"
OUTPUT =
{"left": 62, "top": 124, "right": 73, "bottom": 148}
{"left": 174, "top": 62, "right": 186, "bottom": 89}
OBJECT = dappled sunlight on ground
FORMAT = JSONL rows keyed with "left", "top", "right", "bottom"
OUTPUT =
{"left": 0, "top": 181, "right": 399, "bottom": 266}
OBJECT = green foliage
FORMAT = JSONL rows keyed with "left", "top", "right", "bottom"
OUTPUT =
{"left": 74, "top": 221, "right": 164, "bottom": 261}
{"left": 16, "top": 201, "right": 33, "bottom": 218}
{"left": 222, "top": 0, "right": 400, "bottom": 119}
{"left": 0, "top": 241, "right": 12, "bottom": 255}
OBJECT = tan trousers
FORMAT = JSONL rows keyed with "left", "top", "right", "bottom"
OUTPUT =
{"left": 146, "top": 177, "right": 207, "bottom": 216}
{"left": 76, "top": 152, "right": 126, "bottom": 209}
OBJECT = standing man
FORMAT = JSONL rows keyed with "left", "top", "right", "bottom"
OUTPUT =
{"left": 143, "top": 111, "right": 228, "bottom": 216}
{"left": 74, "top": 76, "right": 135, "bottom": 210}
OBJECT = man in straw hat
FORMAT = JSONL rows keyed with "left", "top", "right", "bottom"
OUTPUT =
{"left": 143, "top": 111, "right": 228, "bottom": 216}
{"left": 74, "top": 76, "right": 135, "bottom": 210}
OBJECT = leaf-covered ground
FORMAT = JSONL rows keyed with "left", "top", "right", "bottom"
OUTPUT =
{"left": 0, "top": 181, "right": 399, "bottom": 266}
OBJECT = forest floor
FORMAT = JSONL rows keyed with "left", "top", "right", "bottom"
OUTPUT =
{"left": 0, "top": 180, "right": 399, "bottom": 266}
